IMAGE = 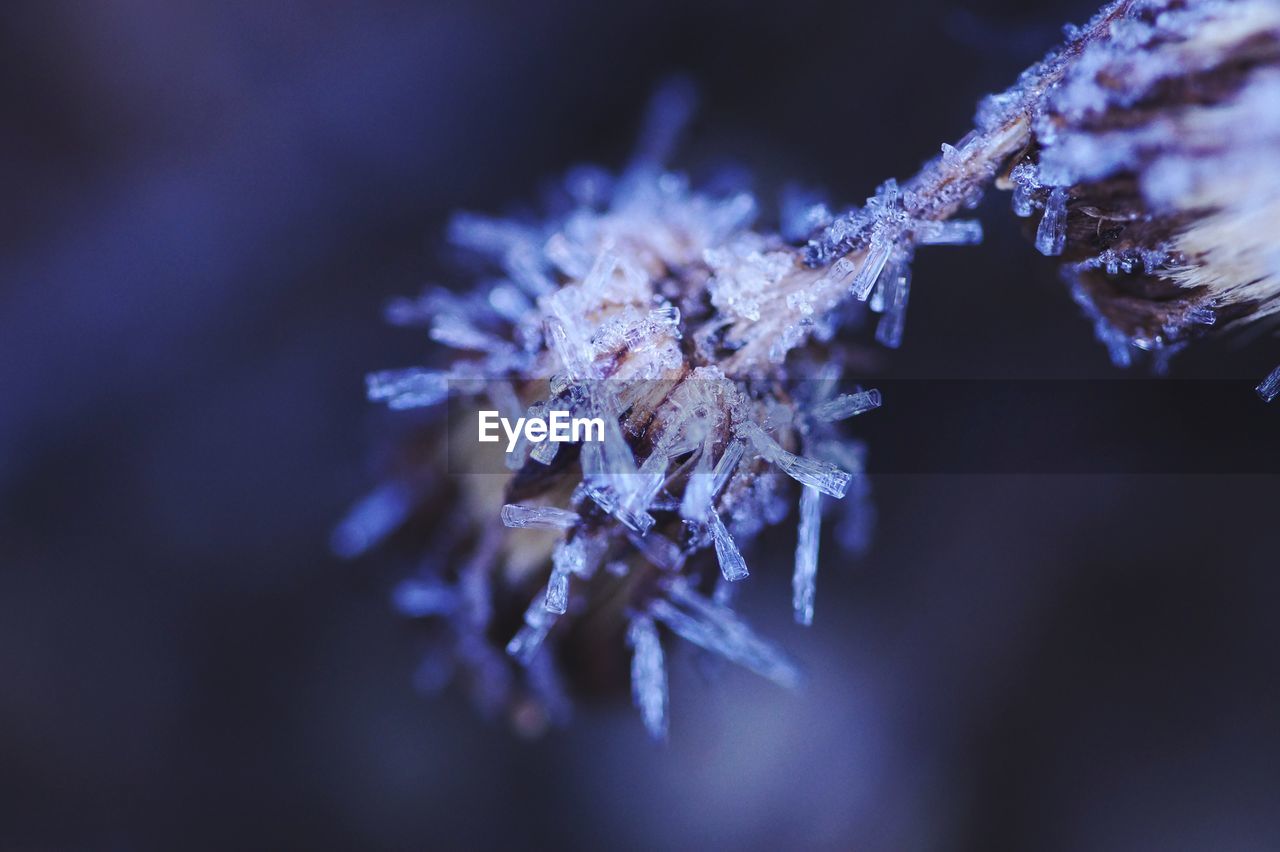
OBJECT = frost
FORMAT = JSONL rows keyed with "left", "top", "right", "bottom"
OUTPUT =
{"left": 506, "top": 588, "right": 560, "bottom": 664}
{"left": 530, "top": 426, "right": 561, "bottom": 465}
{"left": 776, "top": 452, "right": 852, "bottom": 499}
{"left": 798, "top": 148, "right": 987, "bottom": 346}
{"left": 851, "top": 238, "right": 893, "bottom": 301}
{"left": 627, "top": 615, "right": 668, "bottom": 741}
{"left": 584, "top": 482, "right": 655, "bottom": 535}
{"left": 331, "top": 482, "right": 413, "bottom": 558}
{"left": 1258, "top": 363, "right": 1280, "bottom": 403}
{"left": 527, "top": 535, "right": 601, "bottom": 618}
{"left": 679, "top": 446, "right": 716, "bottom": 523}
{"left": 1010, "top": 163, "right": 1038, "bottom": 217}
{"left": 915, "top": 219, "right": 983, "bottom": 246}
{"left": 780, "top": 186, "right": 833, "bottom": 243}
{"left": 352, "top": 77, "right": 904, "bottom": 737}
{"left": 392, "top": 579, "right": 458, "bottom": 618}
{"left": 1035, "top": 187, "right": 1069, "bottom": 257}
{"left": 324, "top": 5, "right": 1276, "bottom": 740}
{"left": 629, "top": 530, "right": 685, "bottom": 572}
{"left": 707, "top": 509, "right": 749, "bottom": 582}
{"left": 487, "top": 283, "right": 532, "bottom": 323}
{"left": 430, "top": 312, "right": 512, "bottom": 355}
{"left": 813, "top": 389, "right": 882, "bottom": 421}
{"left": 504, "top": 401, "right": 545, "bottom": 470}
{"left": 629, "top": 75, "right": 697, "bottom": 169}
{"left": 365, "top": 368, "right": 449, "bottom": 410}
{"left": 739, "top": 421, "right": 852, "bottom": 498}
{"left": 711, "top": 438, "right": 746, "bottom": 495}
{"left": 544, "top": 567, "right": 569, "bottom": 615}
{"left": 500, "top": 503, "right": 580, "bottom": 530}
{"left": 875, "top": 263, "right": 912, "bottom": 349}
{"left": 544, "top": 314, "right": 594, "bottom": 384}
{"left": 792, "top": 486, "right": 822, "bottom": 626}
{"left": 651, "top": 580, "right": 801, "bottom": 689}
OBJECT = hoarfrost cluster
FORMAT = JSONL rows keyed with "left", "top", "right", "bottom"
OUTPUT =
{"left": 338, "top": 82, "right": 894, "bottom": 738}
{"left": 340, "top": 0, "right": 1280, "bottom": 738}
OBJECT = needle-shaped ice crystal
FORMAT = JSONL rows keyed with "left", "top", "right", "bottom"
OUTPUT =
{"left": 627, "top": 615, "right": 668, "bottom": 741}
{"left": 876, "top": 264, "right": 912, "bottom": 349}
{"left": 707, "top": 509, "right": 749, "bottom": 582}
{"left": 710, "top": 438, "right": 746, "bottom": 496}
{"left": 776, "top": 452, "right": 852, "bottom": 499}
{"left": 506, "top": 587, "right": 560, "bottom": 664}
{"left": 543, "top": 535, "right": 595, "bottom": 614}
{"left": 429, "top": 313, "right": 511, "bottom": 354}
{"left": 392, "top": 579, "right": 459, "bottom": 618}
{"left": 1257, "top": 363, "right": 1280, "bottom": 402}
{"left": 1035, "top": 186, "right": 1069, "bottom": 256}
{"left": 505, "top": 402, "right": 546, "bottom": 470}
{"left": 679, "top": 448, "right": 715, "bottom": 523}
{"left": 584, "top": 483, "right": 655, "bottom": 535}
{"left": 916, "top": 219, "right": 983, "bottom": 245}
{"left": 331, "top": 482, "right": 413, "bottom": 558}
{"left": 365, "top": 368, "right": 450, "bottom": 410}
{"left": 792, "top": 486, "right": 822, "bottom": 626}
{"left": 813, "top": 389, "right": 882, "bottom": 421}
{"left": 851, "top": 239, "right": 893, "bottom": 301}
{"left": 651, "top": 581, "right": 801, "bottom": 688}
{"left": 629, "top": 531, "right": 684, "bottom": 572}
{"left": 544, "top": 567, "right": 570, "bottom": 614}
{"left": 530, "top": 431, "right": 561, "bottom": 465}
{"left": 543, "top": 302, "right": 596, "bottom": 383}
{"left": 500, "top": 504, "right": 580, "bottom": 530}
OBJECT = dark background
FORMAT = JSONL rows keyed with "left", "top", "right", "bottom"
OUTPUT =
{"left": 3, "top": 0, "right": 1279, "bottom": 849}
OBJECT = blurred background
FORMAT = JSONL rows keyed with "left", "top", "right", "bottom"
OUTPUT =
{"left": 3, "top": 0, "right": 1279, "bottom": 848}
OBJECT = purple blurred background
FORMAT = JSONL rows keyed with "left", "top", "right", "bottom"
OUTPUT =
{"left": 3, "top": 0, "right": 1279, "bottom": 848}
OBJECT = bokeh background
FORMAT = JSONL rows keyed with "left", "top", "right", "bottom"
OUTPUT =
{"left": 4, "top": 0, "right": 1279, "bottom": 848}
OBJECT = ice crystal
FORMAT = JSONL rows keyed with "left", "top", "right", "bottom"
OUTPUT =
{"left": 506, "top": 589, "right": 559, "bottom": 666}
{"left": 813, "top": 389, "right": 882, "bottom": 421}
{"left": 329, "top": 482, "right": 413, "bottom": 559}
{"left": 365, "top": 368, "right": 450, "bottom": 411}
{"left": 627, "top": 615, "right": 668, "bottom": 741}
{"left": 392, "top": 578, "right": 459, "bottom": 618}
{"left": 1258, "top": 363, "right": 1280, "bottom": 403}
{"left": 544, "top": 568, "right": 569, "bottom": 615}
{"left": 707, "top": 509, "right": 749, "bottom": 583}
{"left": 1034, "top": 187, "right": 1068, "bottom": 257}
{"left": 500, "top": 504, "right": 580, "bottom": 530}
{"left": 792, "top": 485, "right": 822, "bottom": 627}
{"left": 875, "top": 263, "right": 912, "bottom": 349}
{"left": 650, "top": 580, "right": 802, "bottom": 689}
